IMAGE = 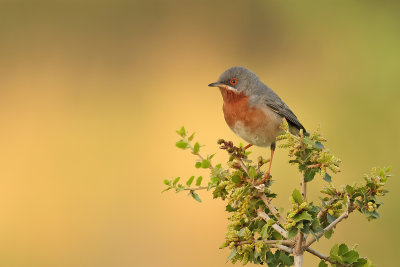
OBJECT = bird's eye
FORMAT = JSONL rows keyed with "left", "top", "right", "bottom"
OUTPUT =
{"left": 230, "top": 78, "right": 238, "bottom": 86}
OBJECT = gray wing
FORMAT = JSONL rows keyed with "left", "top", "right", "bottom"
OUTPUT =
{"left": 264, "top": 98, "right": 306, "bottom": 132}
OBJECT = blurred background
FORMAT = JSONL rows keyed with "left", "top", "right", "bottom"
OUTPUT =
{"left": 0, "top": 0, "right": 399, "bottom": 266}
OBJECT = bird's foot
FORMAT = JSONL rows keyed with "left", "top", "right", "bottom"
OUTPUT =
{"left": 244, "top": 144, "right": 253, "bottom": 150}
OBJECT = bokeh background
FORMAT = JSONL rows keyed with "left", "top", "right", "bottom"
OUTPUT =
{"left": 1, "top": 0, "right": 399, "bottom": 266}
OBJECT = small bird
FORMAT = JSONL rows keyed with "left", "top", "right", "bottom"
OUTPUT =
{"left": 208, "top": 66, "right": 306, "bottom": 183}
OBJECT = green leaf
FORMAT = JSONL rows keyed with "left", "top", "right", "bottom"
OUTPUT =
{"left": 195, "top": 176, "right": 203, "bottom": 186}
{"left": 323, "top": 173, "right": 332, "bottom": 183}
{"left": 176, "top": 140, "right": 188, "bottom": 149}
{"left": 176, "top": 126, "right": 186, "bottom": 137}
{"left": 188, "top": 132, "right": 195, "bottom": 141}
{"left": 201, "top": 159, "right": 210, "bottom": 168}
{"left": 338, "top": 244, "right": 349, "bottom": 256}
{"left": 249, "top": 166, "right": 257, "bottom": 180}
{"left": 330, "top": 243, "right": 339, "bottom": 257}
{"left": 304, "top": 168, "right": 317, "bottom": 182}
{"left": 231, "top": 174, "right": 241, "bottom": 184}
{"left": 287, "top": 228, "right": 298, "bottom": 239}
{"left": 293, "top": 211, "right": 313, "bottom": 222}
{"left": 163, "top": 179, "right": 170, "bottom": 185}
{"left": 173, "top": 177, "right": 180, "bottom": 186}
{"left": 227, "top": 248, "right": 237, "bottom": 262}
{"left": 191, "top": 192, "right": 202, "bottom": 202}
{"left": 318, "top": 260, "right": 328, "bottom": 267}
{"left": 315, "top": 141, "right": 325, "bottom": 149}
{"left": 226, "top": 204, "right": 237, "bottom": 212}
{"left": 292, "top": 189, "right": 303, "bottom": 204}
{"left": 324, "top": 229, "right": 333, "bottom": 239}
{"left": 279, "top": 252, "right": 293, "bottom": 266}
{"left": 161, "top": 187, "right": 172, "bottom": 193}
{"left": 186, "top": 176, "right": 195, "bottom": 186}
{"left": 342, "top": 250, "right": 359, "bottom": 264}
{"left": 345, "top": 185, "right": 354, "bottom": 195}
{"left": 260, "top": 224, "right": 269, "bottom": 238}
{"left": 193, "top": 142, "right": 200, "bottom": 153}
{"left": 195, "top": 162, "right": 201, "bottom": 168}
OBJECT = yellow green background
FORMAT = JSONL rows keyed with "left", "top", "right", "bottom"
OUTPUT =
{"left": 1, "top": 1, "right": 399, "bottom": 266}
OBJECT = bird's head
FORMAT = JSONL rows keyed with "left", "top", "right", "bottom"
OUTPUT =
{"left": 208, "top": 66, "right": 261, "bottom": 95}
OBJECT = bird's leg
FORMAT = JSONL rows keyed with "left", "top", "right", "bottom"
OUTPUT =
{"left": 244, "top": 144, "right": 253, "bottom": 150}
{"left": 258, "top": 142, "right": 276, "bottom": 185}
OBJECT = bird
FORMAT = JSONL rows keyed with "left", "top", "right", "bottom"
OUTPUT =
{"left": 208, "top": 66, "right": 306, "bottom": 183}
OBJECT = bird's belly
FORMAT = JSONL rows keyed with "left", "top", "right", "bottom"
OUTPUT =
{"left": 224, "top": 104, "right": 282, "bottom": 147}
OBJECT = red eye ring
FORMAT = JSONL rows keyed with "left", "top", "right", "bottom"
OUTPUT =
{"left": 230, "top": 78, "right": 238, "bottom": 86}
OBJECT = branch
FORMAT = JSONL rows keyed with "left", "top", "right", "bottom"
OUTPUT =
{"left": 273, "top": 244, "right": 293, "bottom": 254}
{"left": 306, "top": 247, "right": 350, "bottom": 267}
{"left": 294, "top": 173, "right": 307, "bottom": 258}
{"left": 259, "top": 193, "right": 286, "bottom": 226}
{"left": 257, "top": 209, "right": 288, "bottom": 238}
{"left": 305, "top": 205, "right": 355, "bottom": 247}
{"left": 238, "top": 239, "right": 294, "bottom": 247}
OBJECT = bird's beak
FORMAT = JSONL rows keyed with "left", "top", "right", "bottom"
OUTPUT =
{"left": 208, "top": 82, "right": 224, "bottom": 87}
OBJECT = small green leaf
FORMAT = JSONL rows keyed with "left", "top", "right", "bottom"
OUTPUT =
{"left": 345, "top": 185, "right": 354, "bottom": 195}
{"left": 176, "top": 140, "right": 188, "bottom": 149}
{"left": 342, "top": 250, "right": 359, "bottom": 264}
{"left": 323, "top": 173, "right": 332, "bottom": 183}
{"left": 338, "top": 244, "right": 349, "bottom": 256}
{"left": 318, "top": 260, "right": 328, "bottom": 267}
{"left": 304, "top": 168, "right": 317, "bottom": 182}
{"left": 191, "top": 192, "right": 202, "bottom": 202}
{"left": 293, "top": 211, "right": 313, "bottom": 222}
{"left": 324, "top": 229, "right": 333, "bottom": 239}
{"left": 287, "top": 228, "right": 298, "bottom": 239}
{"left": 195, "top": 176, "right": 203, "bottom": 186}
{"left": 315, "top": 141, "right": 325, "bottom": 149}
{"left": 188, "top": 132, "right": 195, "bottom": 141}
{"left": 193, "top": 142, "right": 200, "bottom": 153}
{"left": 176, "top": 126, "right": 186, "bottom": 137}
{"left": 227, "top": 248, "right": 237, "bottom": 262}
{"left": 186, "top": 176, "right": 195, "bottom": 186}
{"left": 292, "top": 189, "right": 303, "bottom": 204}
{"left": 163, "top": 179, "right": 170, "bottom": 185}
{"left": 260, "top": 224, "right": 269, "bottom": 238}
{"left": 330, "top": 244, "right": 339, "bottom": 256}
{"left": 231, "top": 174, "right": 241, "bottom": 184}
{"left": 161, "top": 187, "right": 172, "bottom": 193}
{"left": 173, "top": 177, "right": 180, "bottom": 186}
{"left": 279, "top": 252, "right": 293, "bottom": 266}
{"left": 249, "top": 167, "right": 257, "bottom": 180}
{"left": 195, "top": 162, "right": 201, "bottom": 168}
{"left": 201, "top": 159, "right": 210, "bottom": 168}
{"left": 226, "top": 204, "right": 237, "bottom": 212}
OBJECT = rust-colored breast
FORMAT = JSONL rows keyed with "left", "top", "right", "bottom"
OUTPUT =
{"left": 219, "top": 88, "right": 267, "bottom": 130}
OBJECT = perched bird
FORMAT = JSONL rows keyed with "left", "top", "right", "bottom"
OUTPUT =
{"left": 208, "top": 66, "right": 306, "bottom": 182}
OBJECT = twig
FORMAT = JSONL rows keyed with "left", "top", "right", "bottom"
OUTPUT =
{"left": 257, "top": 209, "right": 288, "bottom": 239}
{"left": 183, "top": 186, "right": 209, "bottom": 191}
{"left": 188, "top": 143, "right": 214, "bottom": 169}
{"left": 259, "top": 193, "right": 286, "bottom": 226}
